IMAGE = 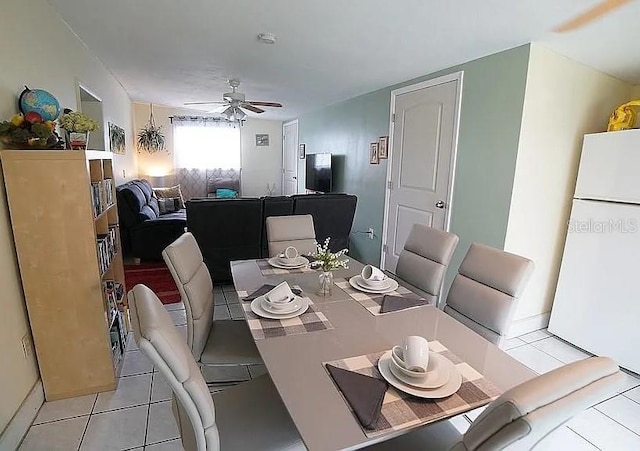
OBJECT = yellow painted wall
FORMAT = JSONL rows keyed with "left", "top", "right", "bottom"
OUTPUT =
{"left": 504, "top": 44, "right": 635, "bottom": 330}
{"left": 0, "top": 0, "right": 135, "bottom": 432}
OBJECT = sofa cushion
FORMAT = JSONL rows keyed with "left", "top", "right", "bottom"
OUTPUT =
{"left": 154, "top": 184, "right": 186, "bottom": 209}
{"left": 158, "top": 198, "right": 181, "bottom": 215}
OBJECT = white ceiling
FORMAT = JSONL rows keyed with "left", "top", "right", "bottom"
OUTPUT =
{"left": 47, "top": 0, "right": 640, "bottom": 121}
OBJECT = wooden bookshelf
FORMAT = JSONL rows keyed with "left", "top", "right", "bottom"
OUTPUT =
{"left": 0, "top": 149, "right": 127, "bottom": 400}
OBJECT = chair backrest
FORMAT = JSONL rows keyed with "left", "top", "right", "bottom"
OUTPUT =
{"left": 452, "top": 356, "right": 624, "bottom": 450}
{"left": 163, "top": 232, "right": 214, "bottom": 361}
{"left": 266, "top": 214, "right": 317, "bottom": 257}
{"left": 444, "top": 243, "right": 534, "bottom": 345}
{"left": 128, "top": 284, "right": 219, "bottom": 451}
{"left": 395, "top": 224, "right": 459, "bottom": 299}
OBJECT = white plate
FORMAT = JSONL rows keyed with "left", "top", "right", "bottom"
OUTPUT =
{"left": 276, "top": 256, "right": 307, "bottom": 267}
{"left": 261, "top": 296, "right": 303, "bottom": 314}
{"left": 268, "top": 256, "right": 309, "bottom": 270}
{"left": 389, "top": 352, "right": 452, "bottom": 389}
{"left": 378, "top": 351, "right": 462, "bottom": 399}
{"left": 250, "top": 296, "right": 310, "bottom": 319}
{"left": 349, "top": 275, "right": 399, "bottom": 294}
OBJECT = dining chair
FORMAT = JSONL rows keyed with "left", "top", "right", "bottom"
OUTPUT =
{"left": 395, "top": 224, "right": 459, "bottom": 304}
{"left": 128, "top": 284, "right": 304, "bottom": 451}
{"left": 162, "top": 232, "right": 261, "bottom": 382}
{"left": 369, "top": 356, "right": 624, "bottom": 450}
{"left": 266, "top": 214, "right": 317, "bottom": 257}
{"left": 443, "top": 243, "right": 534, "bottom": 346}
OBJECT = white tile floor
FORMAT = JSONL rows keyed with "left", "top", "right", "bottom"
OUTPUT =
{"left": 18, "top": 285, "right": 640, "bottom": 450}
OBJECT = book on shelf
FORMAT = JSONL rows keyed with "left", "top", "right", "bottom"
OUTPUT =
{"left": 97, "top": 226, "right": 118, "bottom": 275}
{"left": 90, "top": 178, "right": 114, "bottom": 218}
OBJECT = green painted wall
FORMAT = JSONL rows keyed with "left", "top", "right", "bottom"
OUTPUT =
{"left": 298, "top": 45, "right": 531, "bottom": 282}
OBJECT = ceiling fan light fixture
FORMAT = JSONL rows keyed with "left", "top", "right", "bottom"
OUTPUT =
{"left": 257, "top": 33, "right": 277, "bottom": 44}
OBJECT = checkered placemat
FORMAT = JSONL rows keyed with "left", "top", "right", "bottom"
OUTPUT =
{"left": 324, "top": 341, "right": 501, "bottom": 437}
{"left": 334, "top": 278, "right": 428, "bottom": 316}
{"left": 256, "top": 259, "right": 315, "bottom": 276}
{"left": 241, "top": 300, "right": 334, "bottom": 340}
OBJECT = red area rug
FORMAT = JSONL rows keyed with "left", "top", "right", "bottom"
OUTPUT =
{"left": 124, "top": 263, "right": 181, "bottom": 304}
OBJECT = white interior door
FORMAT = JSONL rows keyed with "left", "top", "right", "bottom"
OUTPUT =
{"left": 282, "top": 121, "right": 298, "bottom": 195}
{"left": 382, "top": 74, "right": 462, "bottom": 272}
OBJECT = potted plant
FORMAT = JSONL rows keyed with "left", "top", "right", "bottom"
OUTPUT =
{"left": 137, "top": 104, "right": 166, "bottom": 153}
{"left": 309, "top": 237, "right": 349, "bottom": 296}
{"left": 0, "top": 113, "right": 62, "bottom": 149}
{"left": 59, "top": 110, "right": 99, "bottom": 150}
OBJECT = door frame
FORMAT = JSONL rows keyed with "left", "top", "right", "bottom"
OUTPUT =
{"left": 380, "top": 71, "right": 464, "bottom": 270}
{"left": 282, "top": 119, "right": 299, "bottom": 195}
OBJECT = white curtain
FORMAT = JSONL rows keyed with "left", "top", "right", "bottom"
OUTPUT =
{"left": 172, "top": 117, "right": 241, "bottom": 199}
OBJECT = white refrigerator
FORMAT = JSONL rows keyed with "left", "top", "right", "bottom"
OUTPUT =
{"left": 549, "top": 129, "right": 640, "bottom": 374}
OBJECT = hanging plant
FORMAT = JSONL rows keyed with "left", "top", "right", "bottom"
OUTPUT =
{"left": 137, "top": 104, "right": 166, "bottom": 153}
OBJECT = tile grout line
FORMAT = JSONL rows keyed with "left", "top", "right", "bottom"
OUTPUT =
{"left": 77, "top": 394, "right": 98, "bottom": 450}
{"left": 142, "top": 402, "right": 151, "bottom": 448}
{"left": 565, "top": 426, "right": 603, "bottom": 450}
{"left": 593, "top": 406, "right": 640, "bottom": 438}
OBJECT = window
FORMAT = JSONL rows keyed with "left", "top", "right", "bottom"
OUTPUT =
{"left": 173, "top": 118, "right": 240, "bottom": 169}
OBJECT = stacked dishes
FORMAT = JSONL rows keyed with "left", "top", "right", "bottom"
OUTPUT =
{"left": 268, "top": 246, "right": 310, "bottom": 270}
{"left": 349, "top": 265, "right": 399, "bottom": 294}
{"left": 377, "top": 336, "right": 461, "bottom": 399}
{"left": 250, "top": 281, "right": 310, "bottom": 319}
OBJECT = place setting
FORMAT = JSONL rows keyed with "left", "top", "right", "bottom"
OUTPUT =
{"left": 240, "top": 281, "right": 334, "bottom": 339}
{"left": 324, "top": 336, "right": 500, "bottom": 437}
{"left": 258, "top": 246, "right": 314, "bottom": 276}
{"left": 335, "top": 265, "right": 430, "bottom": 315}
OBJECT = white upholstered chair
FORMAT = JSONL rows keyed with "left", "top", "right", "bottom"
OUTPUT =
{"left": 266, "top": 214, "right": 317, "bottom": 257}
{"left": 162, "top": 232, "right": 261, "bottom": 382}
{"left": 443, "top": 243, "right": 534, "bottom": 346}
{"left": 369, "top": 356, "right": 624, "bottom": 450}
{"left": 128, "top": 284, "right": 304, "bottom": 451}
{"left": 395, "top": 224, "right": 459, "bottom": 304}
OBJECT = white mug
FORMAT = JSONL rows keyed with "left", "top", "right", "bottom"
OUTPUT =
{"left": 394, "top": 336, "right": 429, "bottom": 372}
{"left": 361, "top": 264, "right": 385, "bottom": 281}
{"left": 266, "top": 281, "right": 294, "bottom": 304}
{"left": 284, "top": 246, "right": 299, "bottom": 260}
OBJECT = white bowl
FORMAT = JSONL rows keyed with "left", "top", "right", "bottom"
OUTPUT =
{"left": 359, "top": 276, "right": 387, "bottom": 288}
{"left": 391, "top": 348, "right": 428, "bottom": 379}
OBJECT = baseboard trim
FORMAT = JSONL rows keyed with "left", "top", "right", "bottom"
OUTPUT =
{"left": 508, "top": 312, "right": 551, "bottom": 338}
{"left": 0, "top": 380, "right": 44, "bottom": 451}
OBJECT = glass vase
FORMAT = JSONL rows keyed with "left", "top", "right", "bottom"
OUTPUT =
{"left": 317, "top": 270, "right": 334, "bottom": 297}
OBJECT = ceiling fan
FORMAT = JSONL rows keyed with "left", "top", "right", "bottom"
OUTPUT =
{"left": 554, "top": 0, "right": 633, "bottom": 32}
{"left": 184, "top": 79, "right": 282, "bottom": 121}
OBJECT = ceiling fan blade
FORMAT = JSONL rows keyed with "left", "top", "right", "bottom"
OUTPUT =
{"left": 246, "top": 101, "right": 283, "bottom": 108}
{"left": 184, "top": 101, "right": 228, "bottom": 105}
{"left": 240, "top": 104, "right": 265, "bottom": 114}
{"left": 208, "top": 105, "right": 228, "bottom": 114}
{"left": 554, "top": 0, "right": 632, "bottom": 32}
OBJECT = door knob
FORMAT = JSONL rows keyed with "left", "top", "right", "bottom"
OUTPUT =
{"left": 435, "top": 200, "right": 445, "bottom": 209}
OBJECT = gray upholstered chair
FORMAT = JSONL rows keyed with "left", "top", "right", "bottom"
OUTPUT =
{"left": 266, "top": 214, "right": 317, "bottom": 257}
{"left": 162, "top": 232, "right": 261, "bottom": 382}
{"left": 128, "top": 284, "right": 304, "bottom": 451}
{"left": 369, "top": 356, "right": 624, "bottom": 450}
{"left": 443, "top": 243, "right": 534, "bottom": 346}
{"left": 395, "top": 224, "right": 459, "bottom": 304}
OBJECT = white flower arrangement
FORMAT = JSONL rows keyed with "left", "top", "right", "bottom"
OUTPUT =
{"left": 309, "top": 237, "right": 349, "bottom": 272}
{"left": 59, "top": 111, "right": 99, "bottom": 133}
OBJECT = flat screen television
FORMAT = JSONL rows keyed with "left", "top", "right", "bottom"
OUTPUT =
{"left": 305, "top": 153, "right": 333, "bottom": 193}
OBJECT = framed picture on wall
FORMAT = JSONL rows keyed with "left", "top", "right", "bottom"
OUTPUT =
{"left": 109, "top": 123, "right": 126, "bottom": 154}
{"left": 370, "top": 142, "right": 379, "bottom": 164}
{"left": 299, "top": 143, "right": 306, "bottom": 159}
{"left": 379, "top": 136, "right": 389, "bottom": 159}
{"left": 256, "top": 134, "right": 270, "bottom": 146}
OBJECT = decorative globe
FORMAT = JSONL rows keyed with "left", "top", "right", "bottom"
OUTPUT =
{"left": 19, "top": 87, "right": 61, "bottom": 122}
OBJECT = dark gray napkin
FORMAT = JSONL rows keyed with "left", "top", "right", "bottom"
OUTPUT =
{"left": 380, "top": 295, "right": 429, "bottom": 313}
{"left": 244, "top": 284, "right": 302, "bottom": 301}
{"left": 326, "top": 364, "right": 388, "bottom": 430}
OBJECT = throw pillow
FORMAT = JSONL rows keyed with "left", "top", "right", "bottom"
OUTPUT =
{"left": 153, "top": 184, "right": 185, "bottom": 208}
{"left": 216, "top": 188, "right": 238, "bottom": 199}
{"left": 158, "top": 197, "right": 180, "bottom": 215}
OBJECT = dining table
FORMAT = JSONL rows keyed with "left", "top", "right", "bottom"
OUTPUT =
{"left": 230, "top": 257, "right": 536, "bottom": 450}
